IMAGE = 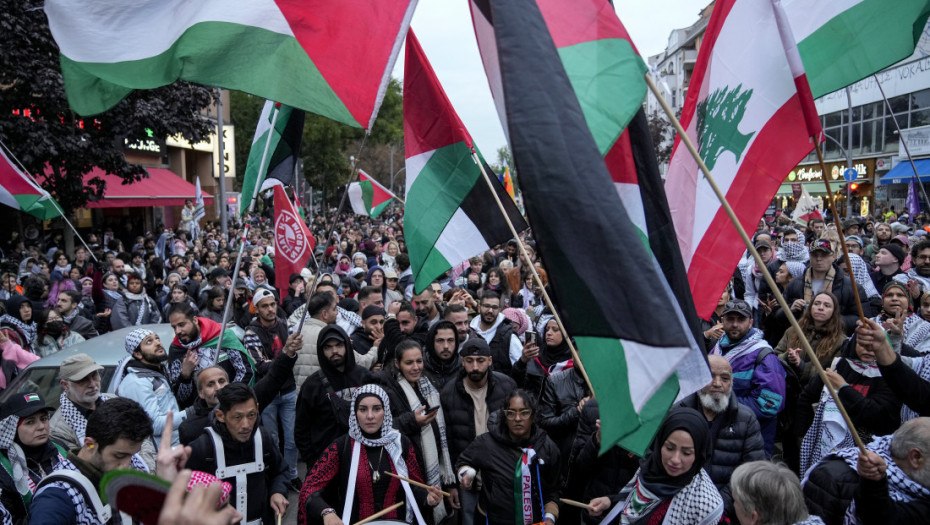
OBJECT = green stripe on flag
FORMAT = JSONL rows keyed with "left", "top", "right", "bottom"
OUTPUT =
{"left": 558, "top": 38, "right": 648, "bottom": 155}
{"left": 360, "top": 180, "right": 375, "bottom": 214}
{"left": 406, "top": 140, "right": 478, "bottom": 284}
{"left": 798, "top": 0, "right": 930, "bottom": 98}
{"left": 369, "top": 200, "right": 391, "bottom": 219}
{"left": 60, "top": 21, "right": 357, "bottom": 125}
{"left": 576, "top": 336, "right": 681, "bottom": 455}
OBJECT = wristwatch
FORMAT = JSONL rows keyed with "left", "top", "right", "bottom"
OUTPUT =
{"left": 321, "top": 508, "right": 336, "bottom": 518}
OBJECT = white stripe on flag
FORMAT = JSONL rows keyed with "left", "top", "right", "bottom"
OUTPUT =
{"left": 347, "top": 183, "right": 368, "bottom": 216}
{"left": 433, "top": 208, "right": 490, "bottom": 271}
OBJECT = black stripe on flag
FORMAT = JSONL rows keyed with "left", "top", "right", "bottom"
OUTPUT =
{"left": 459, "top": 160, "right": 527, "bottom": 246}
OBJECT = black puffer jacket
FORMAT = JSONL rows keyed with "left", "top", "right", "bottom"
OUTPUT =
{"left": 679, "top": 391, "right": 766, "bottom": 516}
{"left": 422, "top": 320, "right": 462, "bottom": 391}
{"left": 802, "top": 456, "right": 859, "bottom": 525}
{"left": 455, "top": 412, "right": 561, "bottom": 524}
{"left": 538, "top": 367, "right": 590, "bottom": 473}
{"left": 440, "top": 370, "right": 516, "bottom": 464}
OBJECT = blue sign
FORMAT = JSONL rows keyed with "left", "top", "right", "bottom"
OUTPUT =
{"left": 843, "top": 168, "right": 858, "bottom": 182}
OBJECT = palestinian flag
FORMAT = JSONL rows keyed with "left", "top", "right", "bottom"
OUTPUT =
{"left": 348, "top": 170, "right": 397, "bottom": 218}
{"left": 483, "top": 0, "right": 702, "bottom": 455}
{"left": 784, "top": 0, "right": 930, "bottom": 99}
{"left": 43, "top": 0, "right": 416, "bottom": 128}
{"left": 240, "top": 102, "right": 305, "bottom": 216}
{"left": 172, "top": 317, "right": 255, "bottom": 386}
{"left": 791, "top": 185, "right": 822, "bottom": 226}
{"left": 0, "top": 148, "right": 62, "bottom": 221}
{"left": 404, "top": 31, "right": 526, "bottom": 294}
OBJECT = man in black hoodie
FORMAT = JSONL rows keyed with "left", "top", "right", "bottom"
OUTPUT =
{"left": 186, "top": 383, "right": 290, "bottom": 524}
{"left": 423, "top": 319, "right": 462, "bottom": 390}
{"left": 294, "top": 324, "right": 372, "bottom": 468}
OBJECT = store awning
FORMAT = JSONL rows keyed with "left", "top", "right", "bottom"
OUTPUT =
{"left": 879, "top": 159, "right": 930, "bottom": 185}
{"left": 76, "top": 167, "right": 213, "bottom": 208}
{"left": 775, "top": 181, "right": 847, "bottom": 196}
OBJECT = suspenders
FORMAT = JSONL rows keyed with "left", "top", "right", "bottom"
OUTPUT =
{"left": 206, "top": 427, "right": 264, "bottom": 525}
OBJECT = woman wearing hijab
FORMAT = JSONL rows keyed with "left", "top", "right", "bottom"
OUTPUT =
{"left": 796, "top": 332, "right": 901, "bottom": 474}
{"left": 588, "top": 407, "right": 724, "bottom": 525}
{"left": 379, "top": 340, "right": 455, "bottom": 524}
{"left": 0, "top": 392, "right": 65, "bottom": 524}
{"left": 0, "top": 296, "right": 37, "bottom": 354}
{"left": 456, "top": 389, "right": 562, "bottom": 525}
{"left": 298, "top": 384, "right": 442, "bottom": 525}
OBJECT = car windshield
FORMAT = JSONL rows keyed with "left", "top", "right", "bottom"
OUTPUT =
{"left": 2, "top": 366, "right": 117, "bottom": 409}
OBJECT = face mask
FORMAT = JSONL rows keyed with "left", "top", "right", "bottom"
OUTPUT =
{"left": 45, "top": 321, "right": 65, "bottom": 338}
{"left": 467, "top": 282, "right": 481, "bottom": 292}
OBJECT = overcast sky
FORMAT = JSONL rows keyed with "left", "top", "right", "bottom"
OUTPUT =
{"left": 392, "top": 0, "right": 707, "bottom": 158}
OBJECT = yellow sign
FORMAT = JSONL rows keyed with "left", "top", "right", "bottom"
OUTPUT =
{"left": 861, "top": 197, "right": 869, "bottom": 217}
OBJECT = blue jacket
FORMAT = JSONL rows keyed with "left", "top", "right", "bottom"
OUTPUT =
{"left": 117, "top": 360, "right": 186, "bottom": 446}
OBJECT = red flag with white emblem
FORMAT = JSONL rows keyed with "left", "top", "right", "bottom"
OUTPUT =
{"left": 273, "top": 185, "right": 314, "bottom": 292}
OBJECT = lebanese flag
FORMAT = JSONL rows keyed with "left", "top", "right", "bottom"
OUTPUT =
{"left": 273, "top": 185, "right": 315, "bottom": 292}
{"left": 347, "top": 170, "right": 397, "bottom": 218}
{"left": 44, "top": 0, "right": 415, "bottom": 128}
{"left": 666, "top": 0, "right": 818, "bottom": 320}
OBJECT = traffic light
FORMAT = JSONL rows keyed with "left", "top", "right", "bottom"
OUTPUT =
{"left": 849, "top": 182, "right": 859, "bottom": 197}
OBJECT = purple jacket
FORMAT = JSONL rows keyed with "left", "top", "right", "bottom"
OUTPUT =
{"left": 711, "top": 328, "right": 785, "bottom": 456}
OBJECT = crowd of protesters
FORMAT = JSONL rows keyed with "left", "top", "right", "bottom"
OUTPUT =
{"left": 0, "top": 204, "right": 927, "bottom": 524}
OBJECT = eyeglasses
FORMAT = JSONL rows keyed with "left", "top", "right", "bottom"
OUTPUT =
{"left": 504, "top": 409, "right": 533, "bottom": 420}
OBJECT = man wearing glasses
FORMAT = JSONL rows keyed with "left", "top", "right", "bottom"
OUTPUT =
{"left": 468, "top": 291, "right": 523, "bottom": 375}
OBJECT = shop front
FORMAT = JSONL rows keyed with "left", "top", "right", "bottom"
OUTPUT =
{"left": 775, "top": 158, "right": 876, "bottom": 218}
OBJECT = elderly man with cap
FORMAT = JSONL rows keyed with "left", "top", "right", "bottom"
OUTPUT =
{"left": 0, "top": 392, "right": 63, "bottom": 523}
{"left": 242, "top": 287, "right": 302, "bottom": 491}
{"left": 117, "top": 328, "right": 186, "bottom": 447}
{"left": 49, "top": 354, "right": 110, "bottom": 451}
{"left": 440, "top": 338, "right": 517, "bottom": 523}
{"left": 779, "top": 238, "right": 873, "bottom": 333}
{"left": 710, "top": 299, "right": 785, "bottom": 457}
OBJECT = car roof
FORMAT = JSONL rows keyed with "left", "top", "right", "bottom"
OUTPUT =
{"left": 24, "top": 323, "right": 176, "bottom": 369}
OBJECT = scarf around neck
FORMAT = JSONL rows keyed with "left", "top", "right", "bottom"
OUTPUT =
{"left": 0, "top": 314, "right": 36, "bottom": 346}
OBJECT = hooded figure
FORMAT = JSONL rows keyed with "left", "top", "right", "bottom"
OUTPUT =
{"left": 595, "top": 407, "right": 724, "bottom": 525}
{"left": 294, "top": 324, "right": 373, "bottom": 467}
{"left": 0, "top": 295, "right": 37, "bottom": 352}
{"left": 422, "top": 320, "right": 462, "bottom": 390}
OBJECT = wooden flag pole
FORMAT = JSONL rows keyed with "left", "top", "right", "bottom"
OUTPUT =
{"left": 813, "top": 142, "right": 867, "bottom": 321}
{"left": 353, "top": 502, "right": 405, "bottom": 525}
{"left": 646, "top": 73, "right": 867, "bottom": 452}
{"left": 381, "top": 471, "right": 450, "bottom": 496}
{"left": 470, "top": 150, "right": 597, "bottom": 398}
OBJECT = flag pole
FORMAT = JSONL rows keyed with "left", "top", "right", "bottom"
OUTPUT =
{"left": 218, "top": 104, "right": 281, "bottom": 339}
{"left": 875, "top": 74, "right": 930, "bottom": 214}
{"left": 812, "top": 141, "right": 868, "bottom": 321}
{"left": 294, "top": 157, "right": 361, "bottom": 334}
{"left": 0, "top": 140, "right": 98, "bottom": 262}
{"left": 469, "top": 150, "right": 596, "bottom": 397}
{"left": 647, "top": 73, "right": 867, "bottom": 452}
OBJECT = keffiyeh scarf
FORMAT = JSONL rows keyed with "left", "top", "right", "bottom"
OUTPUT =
{"left": 0, "top": 314, "right": 36, "bottom": 347}
{"left": 58, "top": 391, "right": 112, "bottom": 443}
{"left": 346, "top": 384, "right": 425, "bottom": 525}
{"left": 601, "top": 469, "right": 722, "bottom": 525}
{"left": 397, "top": 376, "right": 454, "bottom": 523}
{"left": 835, "top": 435, "right": 930, "bottom": 524}
{"left": 123, "top": 290, "right": 154, "bottom": 326}
{"left": 0, "top": 414, "right": 33, "bottom": 503}
{"left": 799, "top": 357, "right": 881, "bottom": 474}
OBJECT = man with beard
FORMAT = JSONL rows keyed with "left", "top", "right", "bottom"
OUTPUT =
{"left": 710, "top": 299, "right": 785, "bottom": 457}
{"left": 117, "top": 328, "right": 186, "bottom": 447}
{"left": 444, "top": 303, "right": 476, "bottom": 350}
{"left": 468, "top": 291, "right": 522, "bottom": 375}
{"left": 423, "top": 320, "right": 462, "bottom": 390}
{"left": 440, "top": 339, "right": 516, "bottom": 524}
{"left": 294, "top": 324, "right": 372, "bottom": 468}
{"left": 165, "top": 302, "right": 254, "bottom": 409}
{"left": 186, "top": 383, "right": 289, "bottom": 523}
{"left": 413, "top": 286, "right": 442, "bottom": 329}
{"left": 679, "top": 355, "right": 765, "bottom": 517}
{"left": 56, "top": 290, "right": 98, "bottom": 340}
{"left": 49, "top": 354, "right": 113, "bottom": 451}
{"left": 896, "top": 239, "right": 930, "bottom": 301}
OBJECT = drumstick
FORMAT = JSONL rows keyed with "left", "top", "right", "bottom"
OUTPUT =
{"left": 353, "top": 501, "right": 405, "bottom": 525}
{"left": 381, "top": 471, "right": 451, "bottom": 497}
{"left": 560, "top": 498, "right": 594, "bottom": 511}
{"left": 276, "top": 515, "right": 282, "bottom": 525}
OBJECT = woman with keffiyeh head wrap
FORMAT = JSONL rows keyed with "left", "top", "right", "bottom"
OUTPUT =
{"left": 0, "top": 295, "right": 37, "bottom": 354}
{"left": 0, "top": 392, "right": 65, "bottom": 523}
{"left": 298, "top": 384, "right": 441, "bottom": 525}
{"left": 872, "top": 280, "right": 930, "bottom": 354}
{"left": 588, "top": 407, "right": 725, "bottom": 525}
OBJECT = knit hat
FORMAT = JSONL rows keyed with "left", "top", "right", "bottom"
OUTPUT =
{"left": 883, "top": 281, "right": 912, "bottom": 311}
{"left": 362, "top": 305, "right": 386, "bottom": 320}
{"left": 125, "top": 328, "right": 155, "bottom": 354}
{"left": 785, "top": 261, "right": 807, "bottom": 278}
{"left": 883, "top": 243, "right": 906, "bottom": 266}
{"left": 501, "top": 307, "right": 530, "bottom": 337}
{"left": 845, "top": 235, "right": 863, "bottom": 248}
